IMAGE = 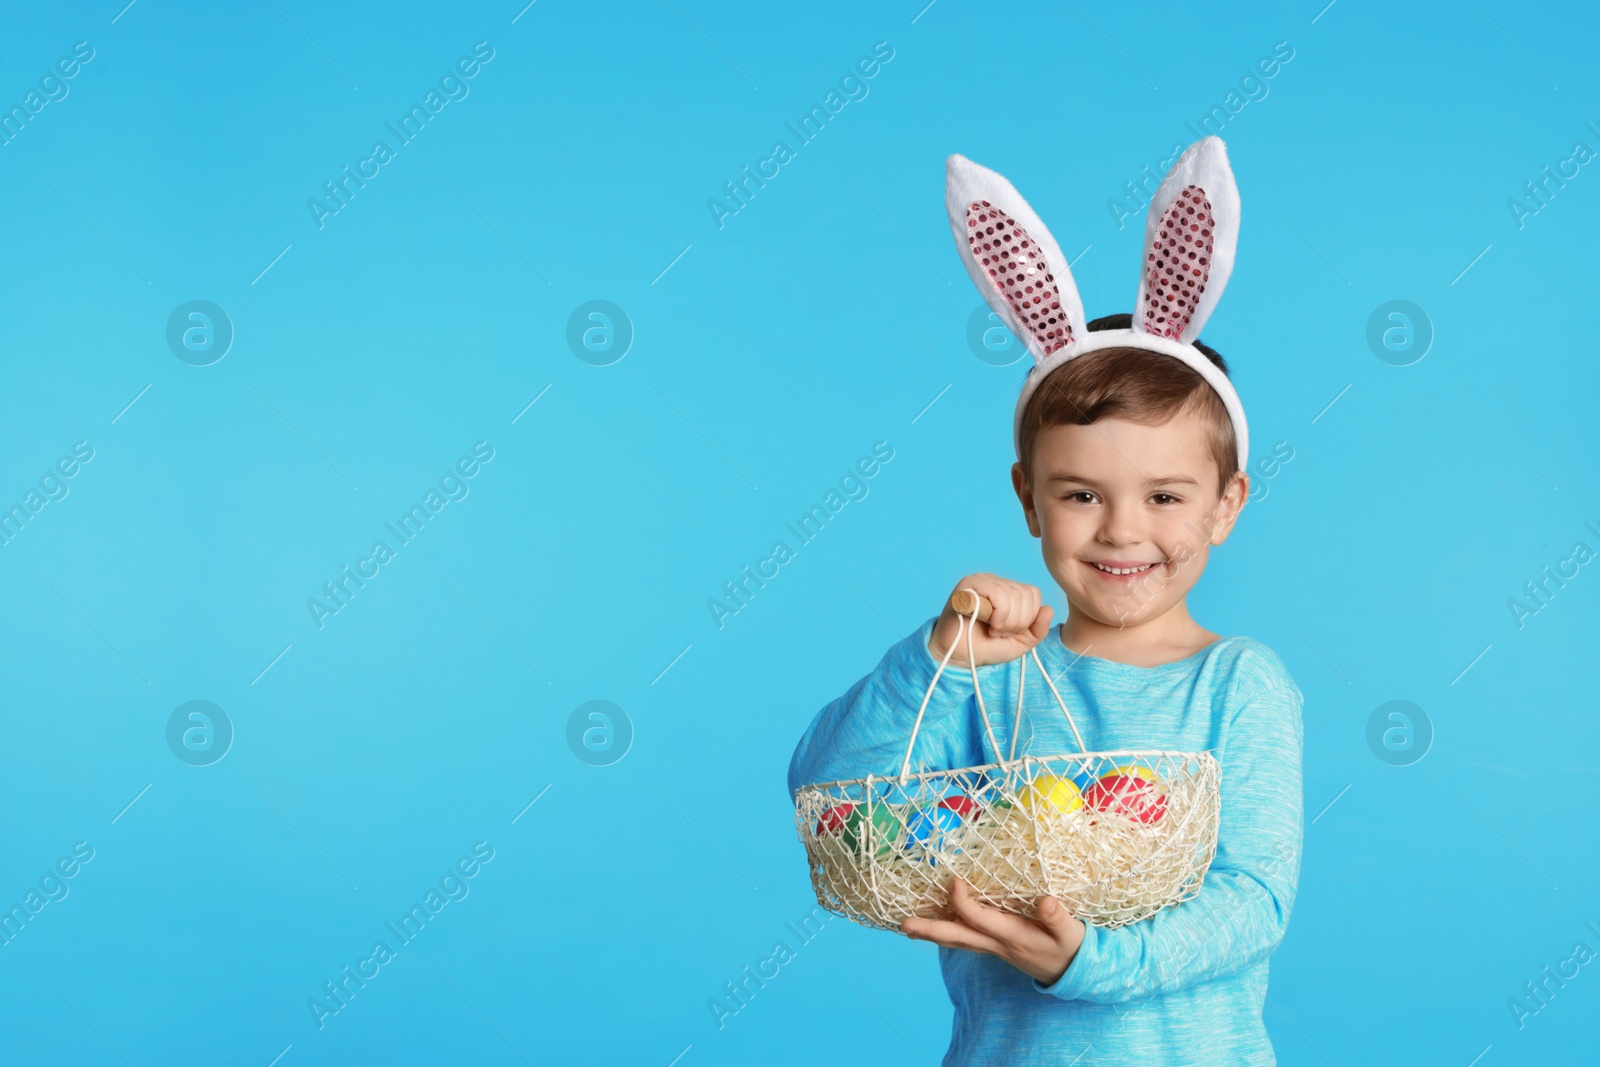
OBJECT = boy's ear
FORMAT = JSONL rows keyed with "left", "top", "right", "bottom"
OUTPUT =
{"left": 1207, "top": 471, "right": 1250, "bottom": 545}
{"left": 1011, "top": 462, "right": 1042, "bottom": 538}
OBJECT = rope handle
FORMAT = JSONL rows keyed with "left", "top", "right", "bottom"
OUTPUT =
{"left": 897, "top": 587, "right": 1087, "bottom": 784}
{"left": 944, "top": 590, "right": 1087, "bottom": 755}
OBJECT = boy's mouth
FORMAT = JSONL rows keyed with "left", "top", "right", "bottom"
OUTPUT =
{"left": 1084, "top": 559, "right": 1163, "bottom": 580}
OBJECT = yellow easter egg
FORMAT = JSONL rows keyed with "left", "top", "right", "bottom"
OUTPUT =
{"left": 1017, "top": 774, "right": 1084, "bottom": 815}
{"left": 1110, "top": 763, "right": 1160, "bottom": 783}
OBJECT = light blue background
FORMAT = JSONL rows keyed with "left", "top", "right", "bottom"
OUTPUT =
{"left": 1, "top": 0, "right": 1596, "bottom": 1063}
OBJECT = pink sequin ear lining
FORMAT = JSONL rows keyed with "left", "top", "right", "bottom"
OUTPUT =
{"left": 966, "top": 201, "right": 1072, "bottom": 355}
{"left": 1142, "top": 185, "right": 1214, "bottom": 340}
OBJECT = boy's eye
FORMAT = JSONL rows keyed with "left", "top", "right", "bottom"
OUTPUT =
{"left": 1151, "top": 493, "right": 1181, "bottom": 505}
{"left": 1063, "top": 491, "right": 1098, "bottom": 504}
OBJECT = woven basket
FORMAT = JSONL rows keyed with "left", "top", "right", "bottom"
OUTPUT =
{"left": 794, "top": 602, "right": 1221, "bottom": 932}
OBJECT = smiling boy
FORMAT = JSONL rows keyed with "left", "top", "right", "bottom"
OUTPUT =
{"left": 786, "top": 140, "right": 1305, "bottom": 1065}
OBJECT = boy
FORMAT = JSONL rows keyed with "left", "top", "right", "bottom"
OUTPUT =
{"left": 786, "top": 141, "right": 1304, "bottom": 1065}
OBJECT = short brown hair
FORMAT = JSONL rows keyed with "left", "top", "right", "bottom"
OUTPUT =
{"left": 1018, "top": 314, "right": 1238, "bottom": 494}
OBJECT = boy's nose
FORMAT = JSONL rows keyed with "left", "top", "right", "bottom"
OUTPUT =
{"left": 1097, "top": 501, "right": 1144, "bottom": 545}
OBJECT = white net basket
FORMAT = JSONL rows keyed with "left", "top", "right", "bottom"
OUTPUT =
{"left": 793, "top": 607, "right": 1221, "bottom": 932}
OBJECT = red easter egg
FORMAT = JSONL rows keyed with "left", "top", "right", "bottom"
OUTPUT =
{"left": 938, "top": 794, "right": 979, "bottom": 819}
{"left": 1083, "top": 774, "right": 1167, "bottom": 824}
{"left": 816, "top": 803, "right": 856, "bottom": 836}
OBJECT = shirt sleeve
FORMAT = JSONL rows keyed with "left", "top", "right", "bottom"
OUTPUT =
{"left": 786, "top": 617, "right": 996, "bottom": 802}
{"left": 1031, "top": 680, "right": 1305, "bottom": 1004}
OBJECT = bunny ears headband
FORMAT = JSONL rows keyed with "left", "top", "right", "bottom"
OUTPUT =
{"left": 946, "top": 136, "right": 1249, "bottom": 469}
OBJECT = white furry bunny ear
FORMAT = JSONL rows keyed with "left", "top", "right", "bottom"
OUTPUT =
{"left": 1132, "top": 136, "right": 1241, "bottom": 344}
{"left": 945, "top": 154, "right": 1086, "bottom": 365}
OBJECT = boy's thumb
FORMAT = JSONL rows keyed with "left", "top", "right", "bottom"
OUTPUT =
{"left": 1029, "top": 606, "right": 1054, "bottom": 640}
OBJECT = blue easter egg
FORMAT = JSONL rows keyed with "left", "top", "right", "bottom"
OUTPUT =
{"left": 903, "top": 806, "right": 964, "bottom": 865}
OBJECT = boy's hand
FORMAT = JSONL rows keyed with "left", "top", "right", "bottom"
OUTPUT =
{"left": 928, "top": 574, "right": 1054, "bottom": 668}
{"left": 901, "top": 877, "right": 1085, "bottom": 986}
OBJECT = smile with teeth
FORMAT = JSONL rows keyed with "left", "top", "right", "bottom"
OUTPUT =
{"left": 1088, "top": 561, "right": 1162, "bottom": 576}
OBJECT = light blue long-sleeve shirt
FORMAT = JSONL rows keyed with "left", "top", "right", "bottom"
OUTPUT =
{"left": 787, "top": 616, "right": 1304, "bottom": 1066}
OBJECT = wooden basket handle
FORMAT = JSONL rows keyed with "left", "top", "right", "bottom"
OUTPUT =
{"left": 949, "top": 588, "right": 993, "bottom": 623}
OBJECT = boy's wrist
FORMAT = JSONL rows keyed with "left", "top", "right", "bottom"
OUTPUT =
{"left": 916, "top": 620, "right": 977, "bottom": 678}
{"left": 922, "top": 628, "right": 1008, "bottom": 672}
{"left": 923, "top": 627, "right": 972, "bottom": 670}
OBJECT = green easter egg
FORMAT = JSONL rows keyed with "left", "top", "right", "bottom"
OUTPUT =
{"left": 839, "top": 807, "right": 867, "bottom": 853}
{"left": 868, "top": 804, "right": 906, "bottom": 857}
{"left": 843, "top": 804, "right": 905, "bottom": 857}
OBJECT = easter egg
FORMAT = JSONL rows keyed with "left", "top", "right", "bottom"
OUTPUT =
{"left": 1018, "top": 774, "right": 1084, "bottom": 816}
{"left": 904, "top": 806, "right": 964, "bottom": 866}
{"left": 836, "top": 807, "right": 866, "bottom": 850}
{"left": 842, "top": 803, "right": 906, "bottom": 857}
{"left": 906, "top": 805, "right": 963, "bottom": 844}
{"left": 815, "top": 803, "right": 856, "bottom": 837}
{"left": 871, "top": 805, "right": 908, "bottom": 856}
{"left": 938, "top": 794, "right": 979, "bottom": 820}
{"left": 1083, "top": 773, "right": 1167, "bottom": 824}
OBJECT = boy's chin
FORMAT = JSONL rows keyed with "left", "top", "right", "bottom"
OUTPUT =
{"left": 1066, "top": 590, "right": 1166, "bottom": 629}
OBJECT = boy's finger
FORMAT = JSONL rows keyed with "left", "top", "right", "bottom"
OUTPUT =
{"left": 945, "top": 878, "right": 1050, "bottom": 950}
{"left": 1006, "top": 582, "right": 1032, "bottom": 633}
{"left": 1034, "top": 895, "right": 1078, "bottom": 936}
{"left": 1029, "top": 604, "right": 1054, "bottom": 642}
{"left": 901, "top": 916, "right": 1006, "bottom": 956}
{"left": 987, "top": 586, "right": 1013, "bottom": 633}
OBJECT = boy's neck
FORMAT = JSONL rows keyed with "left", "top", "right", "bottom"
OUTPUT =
{"left": 1058, "top": 599, "right": 1220, "bottom": 668}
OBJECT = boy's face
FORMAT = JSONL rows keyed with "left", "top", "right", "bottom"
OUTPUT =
{"left": 1012, "top": 408, "right": 1249, "bottom": 631}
